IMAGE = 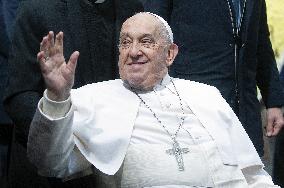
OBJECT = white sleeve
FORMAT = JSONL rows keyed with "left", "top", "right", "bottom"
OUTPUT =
{"left": 41, "top": 89, "right": 72, "bottom": 119}
{"left": 27, "top": 90, "right": 92, "bottom": 179}
{"left": 242, "top": 166, "right": 280, "bottom": 187}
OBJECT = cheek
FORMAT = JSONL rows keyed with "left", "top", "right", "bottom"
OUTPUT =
{"left": 118, "top": 52, "right": 127, "bottom": 67}
{"left": 118, "top": 54, "right": 129, "bottom": 79}
{"left": 119, "top": 47, "right": 128, "bottom": 58}
{"left": 152, "top": 55, "right": 168, "bottom": 70}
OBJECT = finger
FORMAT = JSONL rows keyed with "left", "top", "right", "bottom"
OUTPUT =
{"left": 40, "top": 36, "right": 48, "bottom": 53}
{"left": 40, "top": 33, "right": 48, "bottom": 52}
{"left": 54, "top": 31, "right": 64, "bottom": 54}
{"left": 37, "top": 51, "right": 49, "bottom": 74}
{"left": 272, "top": 125, "right": 282, "bottom": 136}
{"left": 46, "top": 31, "right": 54, "bottom": 56}
{"left": 67, "top": 51, "right": 79, "bottom": 73}
{"left": 40, "top": 42, "right": 43, "bottom": 52}
{"left": 48, "top": 31, "right": 55, "bottom": 47}
{"left": 266, "top": 118, "right": 274, "bottom": 137}
{"left": 272, "top": 118, "right": 284, "bottom": 136}
{"left": 37, "top": 51, "right": 45, "bottom": 63}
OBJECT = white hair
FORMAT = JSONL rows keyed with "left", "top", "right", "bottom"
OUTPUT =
{"left": 137, "top": 12, "right": 174, "bottom": 43}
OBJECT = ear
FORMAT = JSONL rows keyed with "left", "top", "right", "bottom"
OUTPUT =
{"left": 165, "top": 43, "right": 178, "bottom": 67}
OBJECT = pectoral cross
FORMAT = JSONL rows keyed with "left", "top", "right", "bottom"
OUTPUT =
{"left": 166, "top": 140, "right": 189, "bottom": 171}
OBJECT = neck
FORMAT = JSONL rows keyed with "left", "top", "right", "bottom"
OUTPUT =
{"left": 124, "top": 80, "right": 160, "bottom": 92}
{"left": 124, "top": 74, "right": 169, "bottom": 92}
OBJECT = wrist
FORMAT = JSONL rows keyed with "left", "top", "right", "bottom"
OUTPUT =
{"left": 46, "top": 89, "right": 70, "bottom": 101}
{"left": 42, "top": 89, "right": 72, "bottom": 119}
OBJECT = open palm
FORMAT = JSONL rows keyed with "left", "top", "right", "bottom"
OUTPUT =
{"left": 37, "top": 31, "right": 79, "bottom": 101}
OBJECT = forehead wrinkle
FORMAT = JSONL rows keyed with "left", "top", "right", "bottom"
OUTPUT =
{"left": 119, "top": 13, "right": 170, "bottom": 48}
{"left": 121, "top": 21, "right": 162, "bottom": 42}
{"left": 120, "top": 29, "right": 157, "bottom": 39}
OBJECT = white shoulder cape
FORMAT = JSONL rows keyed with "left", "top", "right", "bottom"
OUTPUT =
{"left": 70, "top": 79, "right": 262, "bottom": 175}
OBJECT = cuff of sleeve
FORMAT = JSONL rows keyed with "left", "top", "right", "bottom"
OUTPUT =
{"left": 41, "top": 89, "right": 72, "bottom": 119}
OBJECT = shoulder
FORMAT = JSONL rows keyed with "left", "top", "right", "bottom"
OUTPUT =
{"left": 17, "top": 0, "right": 65, "bottom": 21}
{"left": 70, "top": 79, "right": 136, "bottom": 110}
{"left": 173, "top": 78, "right": 228, "bottom": 108}
{"left": 71, "top": 79, "right": 123, "bottom": 97}
{"left": 174, "top": 78, "right": 220, "bottom": 95}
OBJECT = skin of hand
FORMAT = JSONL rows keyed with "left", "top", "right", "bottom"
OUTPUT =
{"left": 37, "top": 31, "right": 79, "bottom": 101}
{"left": 266, "top": 107, "right": 284, "bottom": 137}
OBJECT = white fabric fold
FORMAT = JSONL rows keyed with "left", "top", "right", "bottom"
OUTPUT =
{"left": 29, "top": 78, "right": 264, "bottom": 179}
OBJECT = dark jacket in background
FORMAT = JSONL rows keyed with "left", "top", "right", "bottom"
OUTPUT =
{"left": 3, "top": 0, "right": 143, "bottom": 187}
{"left": 1, "top": 0, "right": 19, "bottom": 40}
{"left": 273, "top": 66, "right": 284, "bottom": 187}
{"left": 143, "top": 0, "right": 284, "bottom": 156}
{"left": 0, "top": 0, "right": 13, "bottom": 126}
{"left": 0, "top": 0, "right": 14, "bottom": 186}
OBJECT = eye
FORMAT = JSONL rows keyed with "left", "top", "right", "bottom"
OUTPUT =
{"left": 119, "top": 39, "right": 132, "bottom": 48}
{"left": 141, "top": 38, "right": 154, "bottom": 48}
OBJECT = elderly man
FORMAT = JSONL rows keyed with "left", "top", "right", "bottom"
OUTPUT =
{"left": 28, "top": 12, "right": 278, "bottom": 187}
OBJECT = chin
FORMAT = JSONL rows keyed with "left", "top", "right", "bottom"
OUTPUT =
{"left": 126, "top": 77, "right": 145, "bottom": 89}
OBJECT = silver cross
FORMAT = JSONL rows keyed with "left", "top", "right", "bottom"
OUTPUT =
{"left": 166, "top": 140, "right": 189, "bottom": 171}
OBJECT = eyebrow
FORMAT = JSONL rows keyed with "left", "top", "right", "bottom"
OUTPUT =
{"left": 141, "top": 34, "right": 155, "bottom": 40}
{"left": 119, "top": 33, "right": 156, "bottom": 41}
{"left": 119, "top": 33, "right": 128, "bottom": 39}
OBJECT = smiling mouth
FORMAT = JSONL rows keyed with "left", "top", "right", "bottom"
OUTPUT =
{"left": 129, "top": 61, "right": 147, "bottom": 65}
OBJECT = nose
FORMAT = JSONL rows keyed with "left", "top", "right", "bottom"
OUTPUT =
{"left": 129, "top": 42, "right": 142, "bottom": 58}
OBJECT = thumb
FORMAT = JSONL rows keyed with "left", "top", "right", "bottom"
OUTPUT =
{"left": 67, "top": 51, "right": 79, "bottom": 73}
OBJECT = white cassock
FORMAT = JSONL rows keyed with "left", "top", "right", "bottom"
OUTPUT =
{"left": 27, "top": 75, "right": 278, "bottom": 187}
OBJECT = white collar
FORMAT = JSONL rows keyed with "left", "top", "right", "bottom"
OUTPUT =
{"left": 153, "top": 74, "right": 172, "bottom": 91}
{"left": 122, "top": 74, "right": 172, "bottom": 93}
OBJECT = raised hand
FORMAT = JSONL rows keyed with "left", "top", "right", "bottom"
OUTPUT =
{"left": 37, "top": 31, "right": 79, "bottom": 101}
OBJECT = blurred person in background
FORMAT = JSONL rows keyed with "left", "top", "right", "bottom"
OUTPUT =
{"left": 0, "top": 0, "right": 18, "bottom": 187}
{"left": 273, "top": 58, "right": 284, "bottom": 187}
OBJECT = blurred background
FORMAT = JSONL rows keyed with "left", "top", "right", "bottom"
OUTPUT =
{"left": 267, "top": 0, "right": 284, "bottom": 66}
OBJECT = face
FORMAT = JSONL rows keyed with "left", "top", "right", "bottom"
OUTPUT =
{"left": 118, "top": 13, "right": 178, "bottom": 90}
